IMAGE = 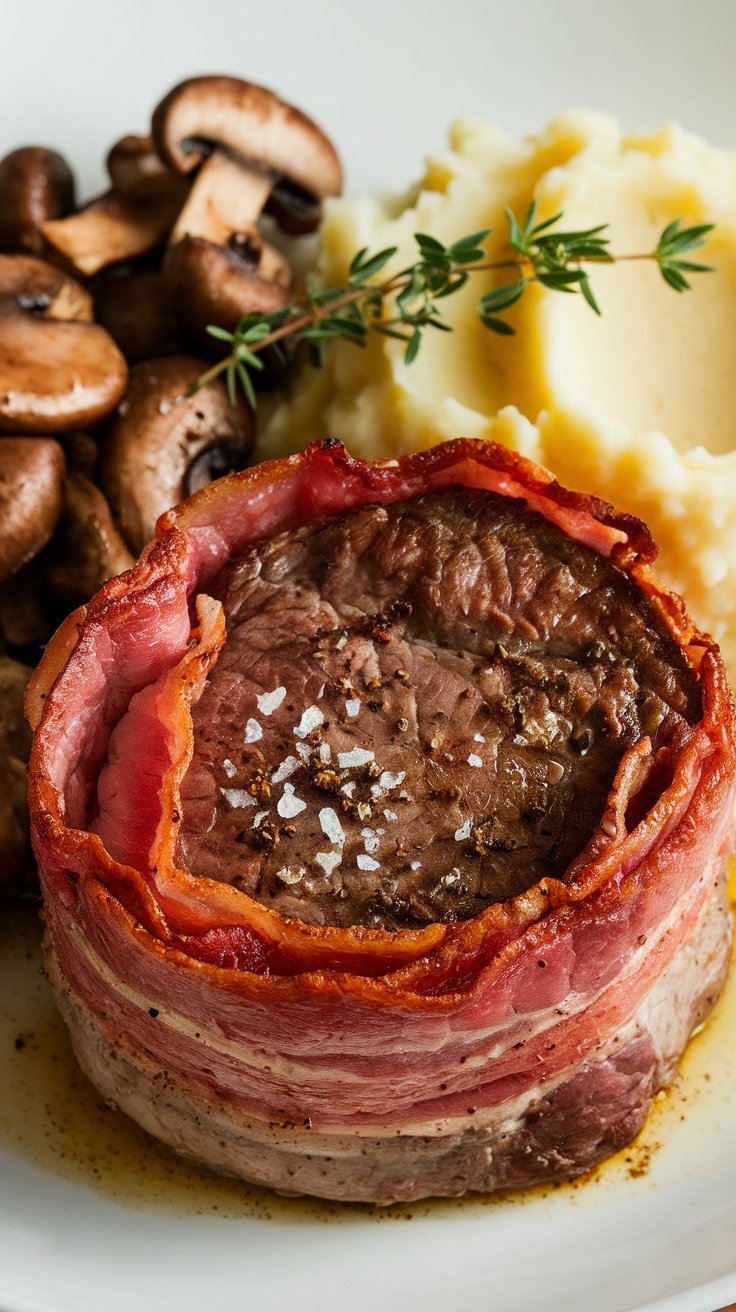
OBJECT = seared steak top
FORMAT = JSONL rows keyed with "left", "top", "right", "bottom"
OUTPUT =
{"left": 176, "top": 487, "right": 700, "bottom": 929}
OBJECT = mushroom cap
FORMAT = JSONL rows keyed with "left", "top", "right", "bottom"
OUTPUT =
{"left": 0, "top": 255, "right": 128, "bottom": 433}
{"left": 97, "top": 355, "right": 254, "bottom": 554}
{"left": 164, "top": 236, "right": 291, "bottom": 346}
{"left": 0, "top": 146, "right": 75, "bottom": 255}
{"left": 92, "top": 264, "right": 186, "bottom": 363}
{"left": 106, "top": 134, "right": 178, "bottom": 200}
{"left": 152, "top": 76, "right": 343, "bottom": 203}
{"left": 264, "top": 178, "right": 323, "bottom": 236}
{"left": 0, "top": 436, "right": 65, "bottom": 582}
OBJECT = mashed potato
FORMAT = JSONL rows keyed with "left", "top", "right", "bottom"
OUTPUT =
{"left": 256, "top": 111, "right": 736, "bottom": 671}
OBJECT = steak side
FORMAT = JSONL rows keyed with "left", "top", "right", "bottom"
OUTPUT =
{"left": 45, "top": 868, "right": 731, "bottom": 1204}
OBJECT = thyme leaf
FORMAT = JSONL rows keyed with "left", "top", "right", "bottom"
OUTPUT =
{"left": 654, "top": 219, "right": 715, "bottom": 291}
{"left": 189, "top": 210, "right": 716, "bottom": 406}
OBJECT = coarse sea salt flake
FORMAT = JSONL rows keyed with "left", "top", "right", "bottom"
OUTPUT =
{"left": 474, "top": 733, "right": 486, "bottom": 743}
{"left": 357, "top": 854, "right": 380, "bottom": 872}
{"left": 410, "top": 861, "right": 422, "bottom": 871}
{"left": 319, "top": 807, "right": 345, "bottom": 846}
{"left": 454, "top": 819, "right": 472, "bottom": 841}
{"left": 341, "top": 781, "right": 356, "bottom": 797}
{"left": 253, "top": 810, "right": 269, "bottom": 827}
{"left": 296, "top": 742, "right": 312, "bottom": 759}
{"left": 257, "top": 686, "right": 286, "bottom": 716}
{"left": 379, "top": 770, "right": 405, "bottom": 790}
{"left": 277, "top": 783, "right": 307, "bottom": 819}
{"left": 315, "top": 850, "right": 342, "bottom": 876}
{"left": 361, "top": 827, "right": 380, "bottom": 854}
{"left": 223, "top": 758, "right": 237, "bottom": 778}
{"left": 244, "top": 718, "right": 263, "bottom": 743}
{"left": 319, "top": 742, "right": 331, "bottom": 763}
{"left": 338, "top": 748, "right": 375, "bottom": 769}
{"left": 295, "top": 705, "right": 324, "bottom": 738}
{"left": 276, "top": 866, "right": 304, "bottom": 885}
{"left": 467, "top": 754, "right": 483, "bottom": 768}
{"left": 383, "top": 809, "right": 398, "bottom": 821}
{"left": 221, "top": 788, "right": 255, "bottom": 808}
{"left": 345, "top": 699, "right": 361, "bottom": 717}
{"left": 271, "top": 755, "right": 300, "bottom": 784}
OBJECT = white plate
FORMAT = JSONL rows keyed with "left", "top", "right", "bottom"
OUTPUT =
{"left": 2, "top": 3, "right": 736, "bottom": 1309}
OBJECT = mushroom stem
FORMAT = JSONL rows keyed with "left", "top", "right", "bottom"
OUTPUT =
{"left": 169, "top": 152, "right": 273, "bottom": 246}
{"left": 151, "top": 77, "right": 343, "bottom": 348}
{"left": 41, "top": 186, "right": 187, "bottom": 278}
{"left": 41, "top": 136, "right": 189, "bottom": 278}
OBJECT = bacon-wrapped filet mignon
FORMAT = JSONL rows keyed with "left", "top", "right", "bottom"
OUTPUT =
{"left": 27, "top": 439, "right": 736, "bottom": 1203}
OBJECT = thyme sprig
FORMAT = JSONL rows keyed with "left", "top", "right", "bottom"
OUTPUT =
{"left": 191, "top": 206, "right": 714, "bottom": 408}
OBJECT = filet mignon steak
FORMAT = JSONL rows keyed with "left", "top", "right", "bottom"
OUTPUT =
{"left": 178, "top": 487, "right": 700, "bottom": 930}
{"left": 27, "top": 439, "right": 736, "bottom": 1203}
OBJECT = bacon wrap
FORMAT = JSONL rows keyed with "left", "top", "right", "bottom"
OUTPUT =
{"left": 27, "top": 439, "right": 736, "bottom": 1203}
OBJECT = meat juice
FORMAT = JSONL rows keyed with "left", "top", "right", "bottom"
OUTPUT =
{"left": 2, "top": 861, "right": 735, "bottom": 1221}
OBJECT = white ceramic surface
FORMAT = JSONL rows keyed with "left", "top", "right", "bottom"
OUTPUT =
{"left": 1, "top": 3, "right": 736, "bottom": 1309}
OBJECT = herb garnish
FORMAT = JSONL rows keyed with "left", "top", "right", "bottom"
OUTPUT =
{"left": 190, "top": 206, "right": 714, "bottom": 408}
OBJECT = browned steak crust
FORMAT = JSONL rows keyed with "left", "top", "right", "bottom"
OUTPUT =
{"left": 177, "top": 487, "right": 700, "bottom": 929}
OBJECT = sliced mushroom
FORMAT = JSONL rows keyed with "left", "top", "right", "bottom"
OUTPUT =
{"left": 97, "top": 355, "right": 254, "bottom": 553}
{"left": 41, "top": 136, "right": 189, "bottom": 277}
{"left": 0, "top": 438, "right": 65, "bottom": 581}
{"left": 0, "top": 255, "right": 128, "bottom": 432}
{"left": 153, "top": 76, "right": 342, "bottom": 338}
{"left": 164, "top": 235, "right": 291, "bottom": 345}
{"left": 0, "top": 655, "right": 34, "bottom": 894}
{"left": 45, "top": 471, "right": 134, "bottom": 604}
{"left": 0, "top": 146, "right": 75, "bottom": 255}
{"left": 152, "top": 76, "right": 342, "bottom": 203}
